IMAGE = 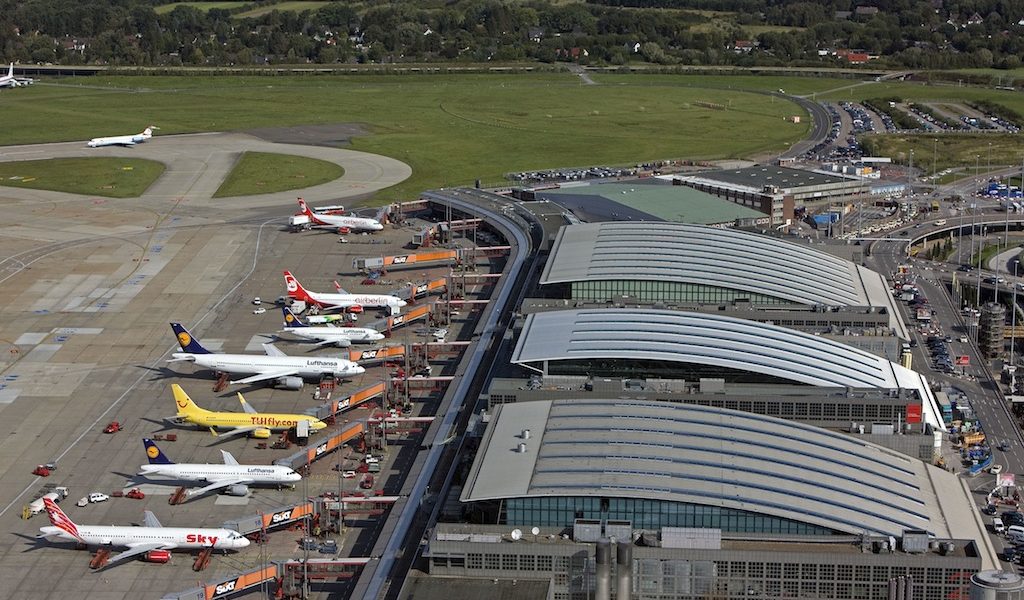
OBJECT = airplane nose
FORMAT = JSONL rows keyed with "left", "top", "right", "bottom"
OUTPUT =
{"left": 237, "top": 537, "right": 251, "bottom": 548}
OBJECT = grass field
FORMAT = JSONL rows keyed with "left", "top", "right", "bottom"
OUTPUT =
{"left": 213, "top": 151, "right": 344, "bottom": 197}
{"left": 0, "top": 73, "right": 827, "bottom": 201}
{"left": 862, "top": 134, "right": 1024, "bottom": 177}
{"left": 234, "top": 1, "right": 327, "bottom": 17}
{"left": 154, "top": 2, "right": 251, "bottom": 14}
{"left": 0, "top": 158, "right": 165, "bottom": 198}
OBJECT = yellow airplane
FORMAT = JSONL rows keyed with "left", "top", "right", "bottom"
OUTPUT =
{"left": 170, "top": 384, "right": 327, "bottom": 439}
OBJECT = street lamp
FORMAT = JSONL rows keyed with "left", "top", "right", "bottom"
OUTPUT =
{"left": 933, "top": 138, "right": 938, "bottom": 180}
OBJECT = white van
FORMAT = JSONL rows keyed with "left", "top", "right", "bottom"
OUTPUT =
{"left": 1005, "top": 525, "right": 1024, "bottom": 543}
{"left": 993, "top": 517, "right": 1006, "bottom": 534}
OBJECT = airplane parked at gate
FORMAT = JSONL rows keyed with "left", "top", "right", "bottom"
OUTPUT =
{"left": 0, "top": 63, "right": 33, "bottom": 88}
{"left": 38, "top": 497, "right": 248, "bottom": 568}
{"left": 278, "top": 306, "right": 385, "bottom": 347}
{"left": 87, "top": 125, "right": 158, "bottom": 148}
{"left": 167, "top": 384, "right": 327, "bottom": 439}
{"left": 295, "top": 198, "right": 384, "bottom": 232}
{"left": 167, "top": 322, "right": 364, "bottom": 388}
{"left": 138, "top": 438, "right": 301, "bottom": 499}
{"left": 283, "top": 271, "right": 406, "bottom": 316}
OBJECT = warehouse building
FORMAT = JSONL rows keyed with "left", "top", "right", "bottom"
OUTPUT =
{"left": 424, "top": 399, "right": 994, "bottom": 600}
{"left": 668, "top": 165, "right": 871, "bottom": 225}
{"left": 537, "top": 221, "right": 908, "bottom": 340}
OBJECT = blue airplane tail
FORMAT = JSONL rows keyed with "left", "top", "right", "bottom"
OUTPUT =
{"left": 281, "top": 306, "right": 308, "bottom": 328}
{"left": 143, "top": 438, "right": 174, "bottom": 464}
{"left": 170, "top": 322, "right": 211, "bottom": 354}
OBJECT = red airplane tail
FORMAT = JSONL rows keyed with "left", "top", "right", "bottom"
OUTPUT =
{"left": 283, "top": 271, "right": 312, "bottom": 302}
{"left": 43, "top": 498, "right": 83, "bottom": 541}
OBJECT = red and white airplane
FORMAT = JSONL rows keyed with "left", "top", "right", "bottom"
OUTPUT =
{"left": 295, "top": 198, "right": 383, "bottom": 232}
{"left": 38, "top": 498, "right": 249, "bottom": 568}
{"left": 284, "top": 271, "right": 406, "bottom": 315}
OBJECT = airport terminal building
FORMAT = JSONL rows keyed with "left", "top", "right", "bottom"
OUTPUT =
{"left": 425, "top": 399, "right": 992, "bottom": 600}
{"left": 536, "top": 221, "right": 908, "bottom": 341}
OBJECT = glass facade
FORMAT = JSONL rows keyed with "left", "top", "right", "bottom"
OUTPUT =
{"left": 546, "top": 357, "right": 806, "bottom": 384}
{"left": 506, "top": 496, "right": 833, "bottom": 536}
{"left": 571, "top": 280, "right": 786, "bottom": 304}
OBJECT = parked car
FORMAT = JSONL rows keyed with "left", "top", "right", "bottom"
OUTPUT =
{"left": 991, "top": 464, "right": 1004, "bottom": 475}
{"left": 299, "top": 537, "right": 318, "bottom": 551}
{"left": 319, "top": 540, "right": 338, "bottom": 554}
{"left": 88, "top": 492, "right": 109, "bottom": 503}
{"left": 252, "top": 307, "right": 266, "bottom": 315}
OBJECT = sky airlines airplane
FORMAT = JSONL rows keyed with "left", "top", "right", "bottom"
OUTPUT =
{"left": 168, "top": 322, "right": 364, "bottom": 388}
{"left": 139, "top": 438, "right": 301, "bottom": 500}
{"left": 169, "top": 384, "right": 327, "bottom": 439}
{"left": 296, "top": 198, "right": 383, "bottom": 232}
{"left": 0, "top": 63, "right": 32, "bottom": 88}
{"left": 38, "top": 498, "right": 248, "bottom": 568}
{"left": 284, "top": 271, "right": 406, "bottom": 316}
{"left": 87, "top": 125, "right": 157, "bottom": 148}
{"left": 278, "top": 306, "right": 385, "bottom": 347}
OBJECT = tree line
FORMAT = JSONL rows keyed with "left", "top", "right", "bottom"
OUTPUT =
{"left": 1, "top": 0, "right": 1023, "bottom": 71}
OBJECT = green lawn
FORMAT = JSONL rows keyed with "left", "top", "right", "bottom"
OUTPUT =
{"left": 214, "top": 151, "right": 344, "bottom": 197}
{"left": 233, "top": 1, "right": 327, "bottom": 17}
{"left": 154, "top": 2, "right": 251, "bottom": 14}
{"left": 861, "top": 134, "right": 1024, "bottom": 177}
{"left": 0, "top": 158, "right": 164, "bottom": 198}
{"left": 0, "top": 73, "right": 820, "bottom": 201}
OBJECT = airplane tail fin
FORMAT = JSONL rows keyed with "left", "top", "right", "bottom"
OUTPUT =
{"left": 7, "top": 64, "right": 12, "bottom": 78}
{"left": 43, "top": 498, "right": 83, "bottom": 542}
{"left": 297, "top": 198, "right": 314, "bottom": 217}
{"left": 172, "top": 384, "right": 209, "bottom": 417}
{"left": 281, "top": 306, "right": 307, "bottom": 328}
{"left": 170, "top": 322, "right": 211, "bottom": 354}
{"left": 143, "top": 438, "right": 174, "bottom": 464}
{"left": 283, "top": 271, "right": 312, "bottom": 302}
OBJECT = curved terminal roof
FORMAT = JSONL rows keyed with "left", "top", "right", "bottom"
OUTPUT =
{"left": 540, "top": 222, "right": 897, "bottom": 311}
{"left": 511, "top": 308, "right": 939, "bottom": 427}
{"left": 461, "top": 399, "right": 962, "bottom": 537}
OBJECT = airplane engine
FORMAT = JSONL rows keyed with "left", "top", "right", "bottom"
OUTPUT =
{"left": 253, "top": 428, "right": 272, "bottom": 439}
{"left": 347, "top": 305, "right": 363, "bottom": 314}
{"left": 277, "top": 376, "right": 304, "bottom": 390}
{"left": 335, "top": 339, "right": 352, "bottom": 348}
{"left": 337, "top": 226, "right": 351, "bottom": 235}
{"left": 226, "top": 485, "right": 249, "bottom": 497}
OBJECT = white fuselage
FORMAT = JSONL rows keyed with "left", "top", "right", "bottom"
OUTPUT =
{"left": 307, "top": 290, "right": 406, "bottom": 312}
{"left": 282, "top": 326, "right": 385, "bottom": 346}
{"left": 39, "top": 525, "right": 249, "bottom": 550}
{"left": 139, "top": 463, "right": 302, "bottom": 485}
{"left": 173, "top": 353, "right": 364, "bottom": 379}
{"left": 309, "top": 212, "right": 384, "bottom": 232}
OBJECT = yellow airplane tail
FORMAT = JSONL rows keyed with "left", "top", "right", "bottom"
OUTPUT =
{"left": 172, "top": 384, "right": 209, "bottom": 417}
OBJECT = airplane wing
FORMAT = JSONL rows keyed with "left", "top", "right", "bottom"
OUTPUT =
{"left": 210, "top": 425, "right": 263, "bottom": 439}
{"left": 186, "top": 477, "right": 253, "bottom": 498}
{"left": 221, "top": 450, "right": 239, "bottom": 466}
{"left": 229, "top": 370, "right": 298, "bottom": 385}
{"left": 105, "top": 542, "right": 176, "bottom": 566}
{"left": 314, "top": 338, "right": 351, "bottom": 348}
{"left": 236, "top": 392, "right": 258, "bottom": 414}
{"left": 143, "top": 511, "right": 163, "bottom": 528}
{"left": 262, "top": 343, "right": 287, "bottom": 357}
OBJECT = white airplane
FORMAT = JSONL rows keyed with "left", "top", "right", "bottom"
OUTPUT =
{"left": 38, "top": 498, "right": 249, "bottom": 568}
{"left": 139, "top": 438, "right": 301, "bottom": 500}
{"left": 87, "top": 125, "right": 158, "bottom": 148}
{"left": 0, "top": 63, "right": 32, "bottom": 88}
{"left": 296, "top": 198, "right": 384, "bottom": 232}
{"left": 284, "top": 271, "right": 406, "bottom": 316}
{"left": 168, "top": 322, "right": 365, "bottom": 389}
{"left": 278, "top": 306, "right": 385, "bottom": 347}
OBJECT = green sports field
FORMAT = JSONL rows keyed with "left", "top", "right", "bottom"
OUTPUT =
{"left": 154, "top": 2, "right": 251, "bottom": 14}
{"left": 0, "top": 73, "right": 824, "bottom": 200}
{"left": 0, "top": 158, "right": 165, "bottom": 198}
